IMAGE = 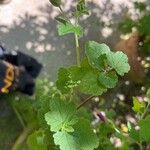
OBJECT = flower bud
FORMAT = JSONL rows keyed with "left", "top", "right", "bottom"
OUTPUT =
{"left": 49, "top": 0, "right": 61, "bottom": 7}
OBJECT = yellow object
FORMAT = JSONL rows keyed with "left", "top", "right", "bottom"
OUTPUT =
{"left": 121, "top": 124, "right": 128, "bottom": 133}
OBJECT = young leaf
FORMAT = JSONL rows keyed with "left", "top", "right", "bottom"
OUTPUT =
{"left": 139, "top": 116, "right": 150, "bottom": 141}
{"left": 74, "top": 0, "right": 89, "bottom": 17}
{"left": 79, "top": 71, "right": 107, "bottom": 96}
{"left": 58, "top": 22, "right": 83, "bottom": 36}
{"left": 27, "top": 130, "right": 47, "bottom": 150}
{"left": 132, "top": 97, "right": 145, "bottom": 114}
{"left": 98, "top": 71, "right": 118, "bottom": 88}
{"left": 53, "top": 118, "right": 99, "bottom": 150}
{"left": 55, "top": 16, "right": 68, "bottom": 24}
{"left": 106, "top": 51, "right": 130, "bottom": 76}
{"left": 85, "top": 41, "right": 110, "bottom": 70}
{"left": 45, "top": 95, "right": 77, "bottom": 132}
{"left": 49, "top": 0, "right": 61, "bottom": 7}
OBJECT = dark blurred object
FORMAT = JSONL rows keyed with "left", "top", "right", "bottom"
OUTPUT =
{"left": 0, "top": 0, "right": 11, "bottom": 4}
{"left": 114, "top": 32, "right": 145, "bottom": 83}
{"left": 0, "top": 45, "right": 42, "bottom": 95}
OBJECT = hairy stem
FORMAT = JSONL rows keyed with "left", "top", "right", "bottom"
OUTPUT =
{"left": 77, "top": 96, "right": 95, "bottom": 110}
{"left": 75, "top": 33, "right": 80, "bottom": 66}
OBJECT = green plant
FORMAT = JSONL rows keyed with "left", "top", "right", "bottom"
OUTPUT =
{"left": 5, "top": 0, "right": 150, "bottom": 150}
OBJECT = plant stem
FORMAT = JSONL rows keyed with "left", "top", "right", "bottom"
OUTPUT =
{"left": 141, "top": 101, "right": 150, "bottom": 119}
{"left": 59, "top": 6, "right": 63, "bottom": 14}
{"left": 77, "top": 96, "right": 95, "bottom": 110}
{"left": 8, "top": 100, "right": 26, "bottom": 128}
{"left": 59, "top": 6, "right": 71, "bottom": 23}
{"left": 135, "top": 141, "right": 143, "bottom": 150}
{"left": 12, "top": 127, "right": 33, "bottom": 150}
{"left": 75, "top": 33, "right": 80, "bottom": 66}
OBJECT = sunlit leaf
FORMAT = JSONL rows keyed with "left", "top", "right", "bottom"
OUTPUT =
{"left": 58, "top": 22, "right": 83, "bottom": 36}
{"left": 132, "top": 97, "right": 145, "bottom": 113}
{"left": 107, "top": 51, "right": 130, "bottom": 76}
{"left": 85, "top": 41, "right": 110, "bottom": 70}
{"left": 53, "top": 118, "right": 99, "bottom": 150}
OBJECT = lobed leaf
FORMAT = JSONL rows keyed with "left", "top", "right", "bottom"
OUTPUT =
{"left": 45, "top": 95, "right": 77, "bottom": 132}
{"left": 58, "top": 22, "right": 83, "bottom": 36}
{"left": 106, "top": 51, "right": 130, "bottom": 76}
{"left": 85, "top": 41, "right": 110, "bottom": 70}
{"left": 79, "top": 71, "right": 107, "bottom": 96}
{"left": 53, "top": 118, "right": 99, "bottom": 150}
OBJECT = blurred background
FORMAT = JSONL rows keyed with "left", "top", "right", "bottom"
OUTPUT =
{"left": 0, "top": 0, "right": 150, "bottom": 149}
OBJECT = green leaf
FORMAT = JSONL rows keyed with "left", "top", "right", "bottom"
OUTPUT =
{"left": 98, "top": 71, "right": 118, "bottom": 88}
{"left": 146, "top": 88, "right": 150, "bottom": 99}
{"left": 58, "top": 22, "right": 83, "bottom": 36}
{"left": 56, "top": 68, "right": 72, "bottom": 94}
{"left": 27, "top": 130, "right": 47, "bottom": 150}
{"left": 79, "top": 71, "right": 107, "bottom": 96}
{"left": 106, "top": 110, "right": 116, "bottom": 119}
{"left": 138, "top": 15, "right": 150, "bottom": 35}
{"left": 53, "top": 118, "right": 99, "bottom": 150}
{"left": 49, "top": 0, "right": 61, "bottom": 7}
{"left": 85, "top": 41, "right": 110, "bottom": 70}
{"left": 55, "top": 16, "right": 67, "bottom": 24}
{"left": 129, "top": 127, "right": 140, "bottom": 142}
{"left": 127, "top": 121, "right": 132, "bottom": 132}
{"left": 74, "top": 0, "right": 89, "bottom": 17}
{"left": 73, "top": 118, "right": 99, "bottom": 150}
{"left": 134, "top": 2, "right": 146, "bottom": 12}
{"left": 53, "top": 131, "right": 78, "bottom": 150}
{"left": 68, "top": 66, "right": 87, "bottom": 82}
{"left": 45, "top": 95, "right": 77, "bottom": 132}
{"left": 139, "top": 116, "right": 150, "bottom": 141}
{"left": 118, "top": 18, "right": 136, "bottom": 33}
{"left": 98, "top": 123, "right": 115, "bottom": 150}
{"left": 132, "top": 97, "right": 145, "bottom": 113}
{"left": 107, "top": 51, "right": 130, "bottom": 76}
{"left": 97, "top": 54, "right": 108, "bottom": 70}
{"left": 99, "top": 123, "right": 115, "bottom": 137}
{"left": 141, "top": 38, "right": 150, "bottom": 55}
